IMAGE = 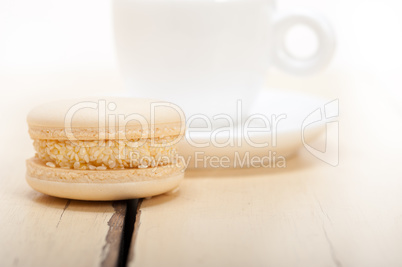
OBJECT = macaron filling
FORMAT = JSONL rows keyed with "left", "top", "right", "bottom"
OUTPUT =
{"left": 33, "top": 136, "right": 178, "bottom": 170}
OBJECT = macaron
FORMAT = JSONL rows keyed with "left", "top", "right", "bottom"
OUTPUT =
{"left": 26, "top": 97, "right": 186, "bottom": 200}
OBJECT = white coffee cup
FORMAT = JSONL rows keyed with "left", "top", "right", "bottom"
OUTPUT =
{"left": 113, "top": 0, "right": 335, "bottom": 118}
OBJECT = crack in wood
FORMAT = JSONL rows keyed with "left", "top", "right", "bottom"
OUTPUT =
{"left": 101, "top": 199, "right": 140, "bottom": 267}
{"left": 101, "top": 201, "right": 126, "bottom": 267}
{"left": 56, "top": 200, "right": 71, "bottom": 228}
{"left": 314, "top": 195, "right": 342, "bottom": 267}
{"left": 321, "top": 223, "right": 343, "bottom": 267}
{"left": 127, "top": 199, "right": 143, "bottom": 265}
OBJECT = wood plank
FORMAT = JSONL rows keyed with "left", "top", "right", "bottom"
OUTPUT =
{"left": 0, "top": 71, "right": 128, "bottom": 267}
{"left": 128, "top": 71, "right": 402, "bottom": 267}
{"left": 0, "top": 143, "right": 127, "bottom": 267}
{"left": 0, "top": 153, "right": 127, "bottom": 267}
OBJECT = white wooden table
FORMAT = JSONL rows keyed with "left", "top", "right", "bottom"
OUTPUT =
{"left": 129, "top": 71, "right": 402, "bottom": 267}
{"left": 0, "top": 71, "right": 132, "bottom": 267}
{"left": 1, "top": 69, "right": 402, "bottom": 267}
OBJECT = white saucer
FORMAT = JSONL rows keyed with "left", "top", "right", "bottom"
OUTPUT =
{"left": 177, "top": 89, "right": 331, "bottom": 168}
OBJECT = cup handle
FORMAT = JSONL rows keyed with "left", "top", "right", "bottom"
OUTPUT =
{"left": 272, "top": 10, "right": 336, "bottom": 75}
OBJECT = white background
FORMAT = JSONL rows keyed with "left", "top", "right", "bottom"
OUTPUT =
{"left": 0, "top": 0, "right": 401, "bottom": 112}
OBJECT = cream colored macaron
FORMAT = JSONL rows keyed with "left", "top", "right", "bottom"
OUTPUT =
{"left": 26, "top": 97, "right": 186, "bottom": 200}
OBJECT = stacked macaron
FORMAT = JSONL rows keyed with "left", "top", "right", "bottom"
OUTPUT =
{"left": 26, "top": 97, "right": 186, "bottom": 200}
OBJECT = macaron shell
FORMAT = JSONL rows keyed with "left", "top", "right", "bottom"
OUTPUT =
{"left": 27, "top": 97, "right": 185, "bottom": 128}
{"left": 26, "top": 175, "right": 183, "bottom": 201}
{"left": 26, "top": 158, "right": 185, "bottom": 200}
{"left": 28, "top": 122, "right": 183, "bottom": 140}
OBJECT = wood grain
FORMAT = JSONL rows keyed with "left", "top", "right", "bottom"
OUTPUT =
{"left": 0, "top": 72, "right": 128, "bottom": 267}
{"left": 0, "top": 169, "right": 127, "bottom": 267}
{"left": 128, "top": 72, "right": 402, "bottom": 267}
